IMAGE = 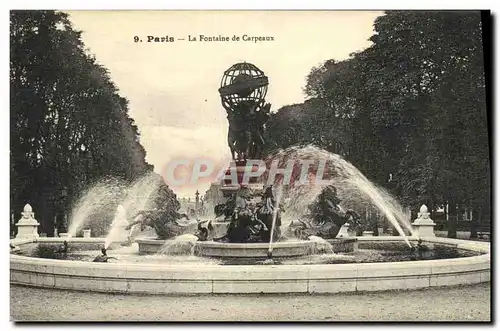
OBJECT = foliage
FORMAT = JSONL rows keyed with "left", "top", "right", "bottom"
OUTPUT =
{"left": 10, "top": 10, "right": 182, "bottom": 235}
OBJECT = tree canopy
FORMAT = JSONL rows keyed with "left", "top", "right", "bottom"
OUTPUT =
{"left": 10, "top": 10, "right": 179, "bottom": 235}
{"left": 264, "top": 11, "right": 490, "bottom": 237}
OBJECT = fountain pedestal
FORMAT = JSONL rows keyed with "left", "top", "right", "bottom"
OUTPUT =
{"left": 220, "top": 161, "right": 264, "bottom": 197}
{"left": 15, "top": 204, "right": 39, "bottom": 240}
{"left": 411, "top": 205, "right": 436, "bottom": 237}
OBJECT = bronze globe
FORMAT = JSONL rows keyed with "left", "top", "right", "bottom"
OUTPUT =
{"left": 218, "top": 62, "right": 269, "bottom": 111}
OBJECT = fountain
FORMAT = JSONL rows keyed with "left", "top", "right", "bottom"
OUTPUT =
{"left": 120, "top": 174, "right": 163, "bottom": 224}
{"left": 307, "top": 236, "right": 335, "bottom": 255}
{"left": 133, "top": 62, "right": 401, "bottom": 257}
{"left": 9, "top": 61, "right": 490, "bottom": 295}
{"left": 67, "top": 179, "right": 124, "bottom": 238}
{"left": 132, "top": 62, "right": 358, "bottom": 257}
{"left": 104, "top": 205, "right": 129, "bottom": 249}
{"left": 266, "top": 185, "right": 283, "bottom": 260}
{"left": 10, "top": 199, "right": 490, "bottom": 293}
{"left": 261, "top": 146, "right": 415, "bottom": 247}
{"left": 157, "top": 234, "right": 199, "bottom": 255}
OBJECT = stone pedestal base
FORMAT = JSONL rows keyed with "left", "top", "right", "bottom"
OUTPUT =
{"left": 83, "top": 229, "right": 91, "bottom": 238}
{"left": 15, "top": 221, "right": 39, "bottom": 240}
{"left": 362, "top": 231, "right": 374, "bottom": 237}
{"left": 412, "top": 205, "right": 436, "bottom": 237}
{"left": 15, "top": 204, "right": 40, "bottom": 240}
{"left": 411, "top": 222, "right": 436, "bottom": 237}
{"left": 220, "top": 161, "right": 265, "bottom": 197}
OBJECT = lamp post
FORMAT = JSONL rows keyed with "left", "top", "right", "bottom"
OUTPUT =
{"left": 195, "top": 190, "right": 200, "bottom": 217}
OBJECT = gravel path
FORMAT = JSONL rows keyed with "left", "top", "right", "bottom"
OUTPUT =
{"left": 11, "top": 283, "right": 491, "bottom": 322}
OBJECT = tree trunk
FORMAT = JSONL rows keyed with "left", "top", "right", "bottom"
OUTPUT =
{"left": 10, "top": 213, "right": 15, "bottom": 238}
{"left": 447, "top": 201, "right": 457, "bottom": 238}
{"left": 470, "top": 206, "right": 480, "bottom": 239}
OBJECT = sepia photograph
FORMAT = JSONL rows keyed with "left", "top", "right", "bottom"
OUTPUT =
{"left": 8, "top": 8, "right": 491, "bottom": 322}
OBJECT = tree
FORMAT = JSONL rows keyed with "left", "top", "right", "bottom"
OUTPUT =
{"left": 10, "top": 10, "right": 170, "bottom": 235}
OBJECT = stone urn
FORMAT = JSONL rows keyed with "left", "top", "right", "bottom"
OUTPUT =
{"left": 83, "top": 229, "right": 91, "bottom": 238}
{"left": 15, "top": 204, "right": 40, "bottom": 239}
{"left": 411, "top": 205, "right": 436, "bottom": 237}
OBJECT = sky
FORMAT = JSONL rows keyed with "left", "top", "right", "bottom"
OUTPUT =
{"left": 66, "top": 10, "right": 383, "bottom": 197}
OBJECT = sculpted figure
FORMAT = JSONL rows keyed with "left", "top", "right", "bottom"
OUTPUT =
{"left": 226, "top": 100, "right": 270, "bottom": 160}
{"left": 55, "top": 240, "right": 69, "bottom": 254}
{"left": 225, "top": 188, "right": 254, "bottom": 243}
{"left": 125, "top": 209, "right": 192, "bottom": 240}
{"left": 194, "top": 220, "right": 214, "bottom": 241}
{"left": 288, "top": 185, "right": 361, "bottom": 240}
{"left": 93, "top": 248, "right": 117, "bottom": 263}
{"left": 213, "top": 186, "right": 283, "bottom": 243}
{"left": 250, "top": 102, "right": 271, "bottom": 159}
{"left": 254, "top": 185, "right": 282, "bottom": 242}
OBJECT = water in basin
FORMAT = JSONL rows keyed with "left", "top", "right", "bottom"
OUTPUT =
{"left": 15, "top": 241, "right": 481, "bottom": 266}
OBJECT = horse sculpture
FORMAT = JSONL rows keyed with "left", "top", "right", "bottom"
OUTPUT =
{"left": 287, "top": 185, "right": 361, "bottom": 240}
{"left": 212, "top": 185, "right": 282, "bottom": 243}
{"left": 125, "top": 209, "right": 192, "bottom": 241}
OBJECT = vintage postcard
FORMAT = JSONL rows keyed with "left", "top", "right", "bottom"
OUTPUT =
{"left": 9, "top": 9, "right": 491, "bottom": 322}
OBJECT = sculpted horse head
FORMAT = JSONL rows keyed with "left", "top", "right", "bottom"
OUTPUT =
{"left": 287, "top": 185, "right": 362, "bottom": 240}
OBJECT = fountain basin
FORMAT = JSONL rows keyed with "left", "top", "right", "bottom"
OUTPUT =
{"left": 194, "top": 241, "right": 314, "bottom": 258}
{"left": 23, "top": 237, "right": 127, "bottom": 251}
{"left": 10, "top": 236, "right": 490, "bottom": 294}
{"left": 326, "top": 238, "right": 357, "bottom": 253}
{"left": 135, "top": 238, "right": 358, "bottom": 257}
{"left": 136, "top": 238, "right": 318, "bottom": 257}
{"left": 136, "top": 238, "right": 197, "bottom": 255}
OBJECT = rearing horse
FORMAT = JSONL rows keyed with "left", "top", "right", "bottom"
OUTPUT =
{"left": 287, "top": 185, "right": 361, "bottom": 240}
